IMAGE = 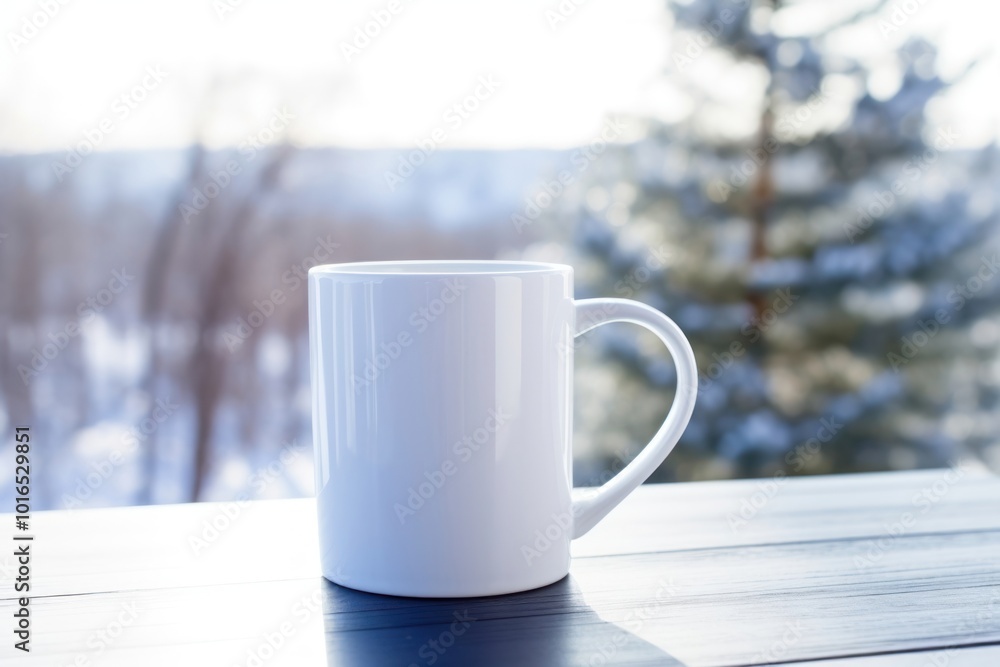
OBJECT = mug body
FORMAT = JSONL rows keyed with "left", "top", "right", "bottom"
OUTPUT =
{"left": 309, "top": 260, "right": 575, "bottom": 597}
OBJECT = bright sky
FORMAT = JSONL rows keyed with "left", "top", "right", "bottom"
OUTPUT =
{"left": 0, "top": 0, "right": 996, "bottom": 152}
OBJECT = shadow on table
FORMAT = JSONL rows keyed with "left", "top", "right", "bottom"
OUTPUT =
{"left": 320, "top": 575, "right": 684, "bottom": 666}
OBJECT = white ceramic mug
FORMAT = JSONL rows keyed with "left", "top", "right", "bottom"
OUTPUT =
{"left": 308, "top": 260, "right": 697, "bottom": 597}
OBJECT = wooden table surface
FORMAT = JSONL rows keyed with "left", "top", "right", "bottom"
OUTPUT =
{"left": 3, "top": 468, "right": 1000, "bottom": 666}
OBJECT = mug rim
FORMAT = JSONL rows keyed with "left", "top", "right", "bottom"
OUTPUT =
{"left": 308, "top": 259, "right": 572, "bottom": 277}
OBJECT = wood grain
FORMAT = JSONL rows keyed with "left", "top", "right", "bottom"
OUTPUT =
{"left": 780, "top": 646, "right": 1000, "bottom": 667}
{"left": 1, "top": 469, "right": 998, "bottom": 666}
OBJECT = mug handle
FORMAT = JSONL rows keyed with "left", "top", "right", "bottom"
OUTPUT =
{"left": 571, "top": 298, "right": 699, "bottom": 538}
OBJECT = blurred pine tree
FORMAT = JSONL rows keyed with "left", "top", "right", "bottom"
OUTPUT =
{"left": 532, "top": 0, "right": 1000, "bottom": 482}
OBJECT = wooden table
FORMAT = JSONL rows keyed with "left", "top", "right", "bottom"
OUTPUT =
{"left": 3, "top": 469, "right": 1000, "bottom": 666}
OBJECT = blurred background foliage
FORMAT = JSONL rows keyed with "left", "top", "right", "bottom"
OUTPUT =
{"left": 0, "top": 0, "right": 997, "bottom": 509}
{"left": 521, "top": 0, "right": 1000, "bottom": 485}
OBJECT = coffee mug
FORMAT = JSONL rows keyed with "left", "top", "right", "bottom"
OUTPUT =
{"left": 309, "top": 260, "right": 697, "bottom": 597}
